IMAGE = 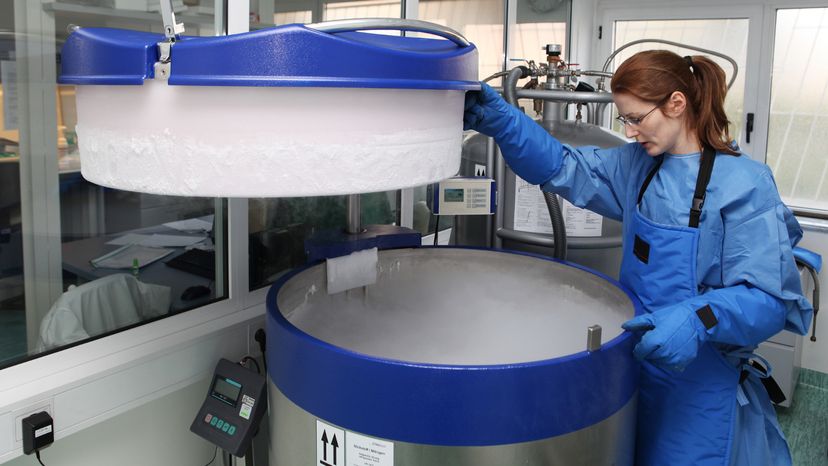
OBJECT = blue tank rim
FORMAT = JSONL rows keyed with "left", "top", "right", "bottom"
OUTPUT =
{"left": 266, "top": 245, "right": 642, "bottom": 445}
{"left": 266, "top": 245, "right": 643, "bottom": 371}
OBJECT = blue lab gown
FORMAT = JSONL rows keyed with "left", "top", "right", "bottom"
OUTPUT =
{"left": 463, "top": 84, "right": 813, "bottom": 464}
{"left": 540, "top": 142, "right": 813, "bottom": 465}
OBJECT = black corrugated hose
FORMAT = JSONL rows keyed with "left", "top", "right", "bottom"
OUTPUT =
{"left": 502, "top": 66, "right": 567, "bottom": 260}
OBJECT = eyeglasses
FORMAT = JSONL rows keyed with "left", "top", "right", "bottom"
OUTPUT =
{"left": 615, "top": 105, "right": 660, "bottom": 127}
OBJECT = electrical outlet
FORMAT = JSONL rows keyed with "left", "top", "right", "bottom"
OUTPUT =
{"left": 13, "top": 400, "right": 54, "bottom": 443}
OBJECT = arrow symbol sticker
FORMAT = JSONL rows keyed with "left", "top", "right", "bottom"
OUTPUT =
{"left": 317, "top": 420, "right": 344, "bottom": 466}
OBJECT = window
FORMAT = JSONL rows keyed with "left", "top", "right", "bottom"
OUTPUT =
{"left": 411, "top": 1, "right": 504, "bottom": 242}
{"left": 275, "top": 10, "right": 313, "bottom": 25}
{"left": 610, "top": 18, "right": 749, "bottom": 141}
{"left": 419, "top": 0, "right": 505, "bottom": 81}
{"left": 324, "top": 0, "right": 402, "bottom": 20}
{"left": 766, "top": 7, "right": 828, "bottom": 212}
{"left": 0, "top": 1, "right": 227, "bottom": 369}
{"left": 249, "top": 0, "right": 401, "bottom": 290}
{"left": 512, "top": 0, "right": 569, "bottom": 70}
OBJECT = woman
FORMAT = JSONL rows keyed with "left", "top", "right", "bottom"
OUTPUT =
{"left": 463, "top": 50, "right": 813, "bottom": 466}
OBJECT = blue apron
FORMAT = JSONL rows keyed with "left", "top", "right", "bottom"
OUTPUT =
{"left": 619, "top": 149, "right": 788, "bottom": 466}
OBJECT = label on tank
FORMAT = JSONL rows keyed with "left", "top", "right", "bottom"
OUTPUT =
{"left": 514, "top": 177, "right": 602, "bottom": 237}
{"left": 317, "top": 420, "right": 345, "bottom": 466}
{"left": 345, "top": 431, "right": 393, "bottom": 466}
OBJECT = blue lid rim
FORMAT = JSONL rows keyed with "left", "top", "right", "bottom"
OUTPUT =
{"left": 59, "top": 24, "right": 480, "bottom": 90}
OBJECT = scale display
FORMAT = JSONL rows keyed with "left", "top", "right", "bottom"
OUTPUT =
{"left": 211, "top": 376, "right": 242, "bottom": 406}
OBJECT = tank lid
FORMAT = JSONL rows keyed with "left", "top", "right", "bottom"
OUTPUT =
{"left": 59, "top": 23, "right": 479, "bottom": 89}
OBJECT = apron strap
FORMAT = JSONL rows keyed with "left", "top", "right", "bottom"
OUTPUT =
{"left": 689, "top": 147, "right": 717, "bottom": 228}
{"left": 739, "top": 359, "right": 787, "bottom": 405}
{"left": 636, "top": 147, "right": 717, "bottom": 229}
{"left": 637, "top": 156, "right": 664, "bottom": 205}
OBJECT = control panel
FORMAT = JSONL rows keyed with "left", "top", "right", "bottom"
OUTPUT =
{"left": 433, "top": 177, "right": 496, "bottom": 216}
{"left": 190, "top": 359, "right": 267, "bottom": 457}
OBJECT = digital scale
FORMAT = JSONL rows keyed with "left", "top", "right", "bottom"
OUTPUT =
{"left": 190, "top": 359, "right": 267, "bottom": 457}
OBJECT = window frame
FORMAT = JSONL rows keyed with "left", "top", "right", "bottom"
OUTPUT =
{"left": 595, "top": 1, "right": 765, "bottom": 156}
{"left": 0, "top": 3, "right": 261, "bottom": 462}
{"left": 756, "top": 2, "right": 828, "bottom": 216}
{"left": 593, "top": 0, "right": 828, "bottom": 218}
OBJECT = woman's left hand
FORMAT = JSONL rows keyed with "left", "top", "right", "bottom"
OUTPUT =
{"left": 622, "top": 305, "right": 717, "bottom": 372}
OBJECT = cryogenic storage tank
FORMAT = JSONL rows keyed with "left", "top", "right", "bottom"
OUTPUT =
{"left": 266, "top": 248, "right": 641, "bottom": 466}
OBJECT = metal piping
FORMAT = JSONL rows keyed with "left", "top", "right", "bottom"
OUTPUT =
{"left": 598, "top": 39, "right": 739, "bottom": 90}
{"left": 515, "top": 89, "right": 615, "bottom": 104}
{"left": 500, "top": 67, "right": 570, "bottom": 260}
{"left": 502, "top": 67, "right": 527, "bottom": 106}
{"left": 307, "top": 19, "right": 470, "bottom": 47}
{"left": 543, "top": 191, "right": 567, "bottom": 260}
{"left": 483, "top": 71, "right": 512, "bottom": 83}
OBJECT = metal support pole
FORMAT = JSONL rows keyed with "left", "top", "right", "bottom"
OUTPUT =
{"left": 347, "top": 194, "right": 362, "bottom": 234}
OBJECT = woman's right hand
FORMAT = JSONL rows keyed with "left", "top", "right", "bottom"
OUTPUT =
{"left": 463, "top": 83, "right": 564, "bottom": 186}
{"left": 463, "top": 83, "right": 518, "bottom": 137}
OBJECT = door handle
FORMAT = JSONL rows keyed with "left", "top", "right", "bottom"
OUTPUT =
{"left": 746, "top": 113, "right": 754, "bottom": 144}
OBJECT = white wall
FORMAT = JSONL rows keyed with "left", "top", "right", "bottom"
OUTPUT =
{"left": 0, "top": 378, "right": 214, "bottom": 466}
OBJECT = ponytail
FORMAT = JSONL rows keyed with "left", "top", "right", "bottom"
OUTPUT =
{"left": 611, "top": 50, "right": 738, "bottom": 155}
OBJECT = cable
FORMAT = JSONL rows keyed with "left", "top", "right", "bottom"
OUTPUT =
{"left": 254, "top": 329, "right": 267, "bottom": 375}
{"left": 35, "top": 450, "right": 46, "bottom": 466}
{"left": 239, "top": 356, "right": 261, "bottom": 374}
{"left": 204, "top": 446, "right": 217, "bottom": 466}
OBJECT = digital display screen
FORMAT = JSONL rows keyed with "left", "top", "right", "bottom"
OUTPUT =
{"left": 211, "top": 376, "right": 242, "bottom": 406}
{"left": 444, "top": 188, "right": 464, "bottom": 203}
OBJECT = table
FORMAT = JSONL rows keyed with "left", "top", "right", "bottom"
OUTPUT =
{"left": 61, "top": 222, "right": 220, "bottom": 312}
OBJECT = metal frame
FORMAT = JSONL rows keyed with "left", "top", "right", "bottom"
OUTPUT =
{"left": 15, "top": 0, "right": 64, "bottom": 352}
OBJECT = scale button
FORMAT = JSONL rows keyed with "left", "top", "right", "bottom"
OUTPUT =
{"left": 221, "top": 423, "right": 230, "bottom": 433}
{"left": 204, "top": 414, "right": 213, "bottom": 423}
{"left": 228, "top": 425, "right": 236, "bottom": 436}
{"left": 216, "top": 420, "right": 224, "bottom": 429}
{"left": 210, "top": 417, "right": 218, "bottom": 426}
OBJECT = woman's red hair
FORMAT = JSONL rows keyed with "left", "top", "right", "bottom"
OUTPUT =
{"left": 611, "top": 50, "right": 738, "bottom": 155}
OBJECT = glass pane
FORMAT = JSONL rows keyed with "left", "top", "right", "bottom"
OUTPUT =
{"left": 275, "top": 10, "right": 313, "bottom": 25}
{"left": 249, "top": 1, "right": 401, "bottom": 291}
{"left": 412, "top": 0, "right": 503, "bottom": 243}
{"left": 324, "top": 0, "right": 401, "bottom": 21}
{"left": 419, "top": 0, "right": 505, "bottom": 81}
{"left": 249, "top": 193, "right": 397, "bottom": 288}
{"left": 513, "top": 0, "right": 569, "bottom": 68}
{"left": 612, "top": 19, "right": 749, "bottom": 141}
{"left": 1, "top": 1, "right": 226, "bottom": 369}
{"left": 766, "top": 8, "right": 828, "bottom": 211}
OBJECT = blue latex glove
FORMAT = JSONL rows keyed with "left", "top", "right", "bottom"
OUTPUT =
{"left": 464, "top": 83, "right": 563, "bottom": 185}
{"left": 622, "top": 306, "right": 711, "bottom": 372}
